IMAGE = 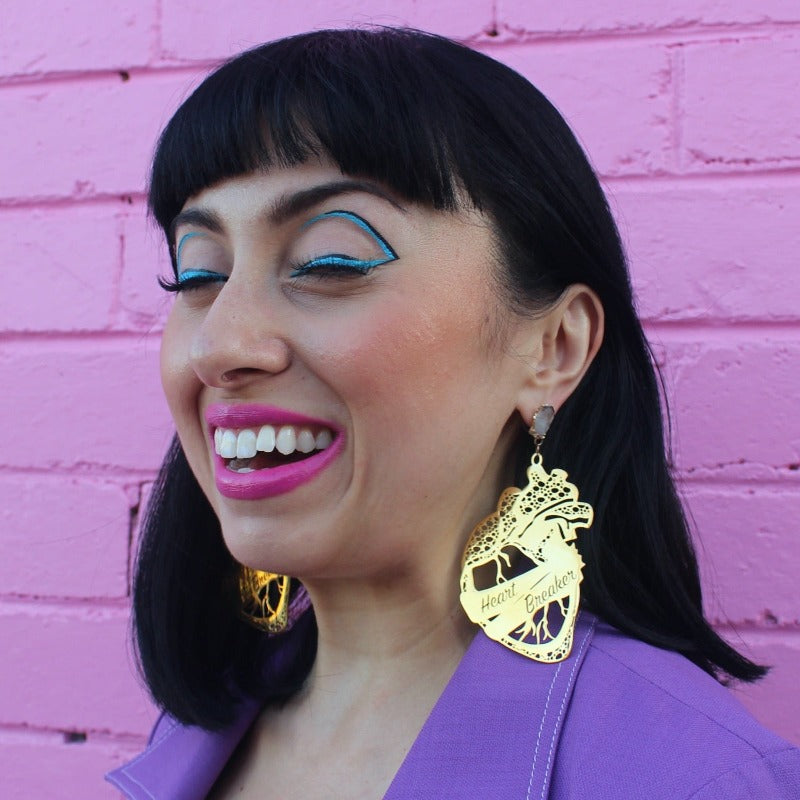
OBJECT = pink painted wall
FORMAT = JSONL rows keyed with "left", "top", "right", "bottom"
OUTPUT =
{"left": 1, "top": 3, "right": 799, "bottom": 797}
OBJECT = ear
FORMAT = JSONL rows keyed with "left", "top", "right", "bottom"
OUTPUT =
{"left": 513, "top": 284, "right": 604, "bottom": 426}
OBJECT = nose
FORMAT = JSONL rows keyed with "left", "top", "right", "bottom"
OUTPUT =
{"left": 189, "top": 278, "right": 292, "bottom": 389}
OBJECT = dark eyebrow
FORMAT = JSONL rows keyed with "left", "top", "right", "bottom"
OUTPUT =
{"left": 267, "top": 180, "right": 406, "bottom": 224}
{"left": 168, "top": 179, "right": 405, "bottom": 245}
{"left": 169, "top": 208, "right": 224, "bottom": 245}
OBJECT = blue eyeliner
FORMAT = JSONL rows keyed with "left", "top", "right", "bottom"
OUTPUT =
{"left": 172, "top": 231, "right": 227, "bottom": 287}
{"left": 177, "top": 268, "right": 226, "bottom": 284}
{"left": 291, "top": 210, "right": 397, "bottom": 277}
{"left": 175, "top": 231, "right": 205, "bottom": 266}
{"left": 301, "top": 210, "right": 397, "bottom": 260}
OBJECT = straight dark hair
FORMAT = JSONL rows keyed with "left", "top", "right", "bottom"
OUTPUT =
{"left": 135, "top": 27, "right": 765, "bottom": 730}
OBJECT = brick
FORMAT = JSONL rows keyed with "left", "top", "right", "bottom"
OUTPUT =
{"left": 117, "top": 206, "right": 173, "bottom": 331}
{"left": 161, "top": 0, "right": 493, "bottom": 61}
{"left": 0, "top": 477, "right": 130, "bottom": 599}
{"left": 494, "top": 42, "right": 671, "bottom": 176}
{"left": 612, "top": 182, "right": 800, "bottom": 321}
{"left": 685, "top": 488, "right": 800, "bottom": 624}
{"left": 682, "top": 37, "right": 800, "bottom": 169}
{"left": 0, "top": 0, "right": 156, "bottom": 77}
{"left": 0, "top": 344, "right": 173, "bottom": 471}
{"left": 0, "top": 205, "right": 120, "bottom": 333}
{"left": 0, "top": 71, "right": 203, "bottom": 201}
{"left": 662, "top": 340, "right": 800, "bottom": 472}
{"left": 0, "top": 605, "right": 157, "bottom": 735}
{"left": 496, "top": 0, "right": 800, "bottom": 33}
{"left": 0, "top": 731, "right": 142, "bottom": 800}
{"left": 727, "top": 630, "right": 800, "bottom": 747}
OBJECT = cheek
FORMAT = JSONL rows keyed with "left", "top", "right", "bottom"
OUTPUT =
{"left": 159, "top": 309, "right": 196, "bottom": 419}
{"left": 313, "top": 291, "right": 501, "bottom": 424}
{"left": 159, "top": 311, "right": 215, "bottom": 493}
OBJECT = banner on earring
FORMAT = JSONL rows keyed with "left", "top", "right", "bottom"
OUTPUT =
{"left": 461, "top": 548, "right": 583, "bottom": 639}
{"left": 461, "top": 549, "right": 582, "bottom": 626}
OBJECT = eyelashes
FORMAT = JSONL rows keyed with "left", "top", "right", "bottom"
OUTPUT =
{"left": 159, "top": 269, "right": 227, "bottom": 293}
{"left": 161, "top": 209, "right": 397, "bottom": 291}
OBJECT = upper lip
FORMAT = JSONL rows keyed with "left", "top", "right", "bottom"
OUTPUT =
{"left": 205, "top": 403, "right": 341, "bottom": 432}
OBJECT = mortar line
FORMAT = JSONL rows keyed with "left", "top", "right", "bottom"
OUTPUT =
{"left": 479, "top": 20, "right": 800, "bottom": 49}
{"left": 0, "top": 722, "right": 149, "bottom": 745}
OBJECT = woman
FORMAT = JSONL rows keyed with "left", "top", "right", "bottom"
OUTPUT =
{"left": 107, "top": 28, "right": 800, "bottom": 799}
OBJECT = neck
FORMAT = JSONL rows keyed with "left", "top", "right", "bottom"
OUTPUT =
{"left": 299, "top": 561, "right": 475, "bottom": 714}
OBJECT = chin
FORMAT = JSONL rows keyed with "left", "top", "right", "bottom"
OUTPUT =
{"left": 216, "top": 510, "right": 334, "bottom": 577}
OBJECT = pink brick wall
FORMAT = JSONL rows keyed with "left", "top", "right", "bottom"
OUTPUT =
{"left": 2, "top": 3, "right": 798, "bottom": 796}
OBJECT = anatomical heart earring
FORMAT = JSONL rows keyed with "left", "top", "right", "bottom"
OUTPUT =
{"left": 239, "top": 567, "right": 292, "bottom": 634}
{"left": 239, "top": 566, "right": 312, "bottom": 634}
{"left": 459, "top": 405, "right": 593, "bottom": 663}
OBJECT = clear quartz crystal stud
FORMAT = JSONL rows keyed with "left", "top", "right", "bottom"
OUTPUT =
{"left": 531, "top": 404, "right": 555, "bottom": 436}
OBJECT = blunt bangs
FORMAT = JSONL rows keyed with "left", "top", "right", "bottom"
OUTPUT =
{"left": 148, "top": 28, "right": 505, "bottom": 235}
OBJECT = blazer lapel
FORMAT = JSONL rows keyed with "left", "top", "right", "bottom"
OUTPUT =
{"left": 106, "top": 698, "right": 262, "bottom": 800}
{"left": 384, "top": 612, "right": 596, "bottom": 799}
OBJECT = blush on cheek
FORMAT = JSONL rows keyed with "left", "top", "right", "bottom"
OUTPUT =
{"left": 341, "top": 314, "right": 488, "bottom": 433}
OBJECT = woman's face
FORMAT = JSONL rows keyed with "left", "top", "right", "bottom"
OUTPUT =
{"left": 160, "top": 161, "right": 534, "bottom": 582}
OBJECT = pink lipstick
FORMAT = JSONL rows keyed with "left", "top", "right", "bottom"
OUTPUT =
{"left": 206, "top": 404, "right": 345, "bottom": 500}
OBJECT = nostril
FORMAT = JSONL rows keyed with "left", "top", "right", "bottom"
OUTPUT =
{"left": 221, "top": 367, "right": 265, "bottom": 382}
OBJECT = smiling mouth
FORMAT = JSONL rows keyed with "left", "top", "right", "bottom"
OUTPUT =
{"left": 214, "top": 424, "right": 335, "bottom": 473}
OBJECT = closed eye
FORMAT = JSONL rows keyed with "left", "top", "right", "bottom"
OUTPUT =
{"left": 290, "top": 210, "right": 398, "bottom": 279}
{"left": 159, "top": 269, "right": 228, "bottom": 293}
{"left": 289, "top": 254, "right": 389, "bottom": 278}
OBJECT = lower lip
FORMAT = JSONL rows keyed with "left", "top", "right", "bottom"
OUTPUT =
{"left": 213, "top": 435, "right": 345, "bottom": 500}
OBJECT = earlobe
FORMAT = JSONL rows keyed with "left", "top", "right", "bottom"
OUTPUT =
{"left": 515, "top": 284, "right": 604, "bottom": 423}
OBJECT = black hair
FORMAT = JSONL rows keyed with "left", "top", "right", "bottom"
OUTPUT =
{"left": 135, "top": 27, "right": 765, "bottom": 730}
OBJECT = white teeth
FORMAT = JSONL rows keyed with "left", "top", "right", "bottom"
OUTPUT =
{"left": 297, "top": 429, "right": 316, "bottom": 453}
{"left": 276, "top": 426, "right": 297, "bottom": 455}
{"left": 236, "top": 429, "right": 257, "bottom": 459}
{"left": 256, "top": 425, "right": 276, "bottom": 453}
{"left": 315, "top": 429, "right": 333, "bottom": 450}
{"left": 214, "top": 423, "right": 334, "bottom": 458}
{"left": 219, "top": 430, "right": 237, "bottom": 459}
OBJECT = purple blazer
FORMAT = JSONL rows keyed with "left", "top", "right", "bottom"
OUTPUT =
{"left": 107, "top": 614, "right": 800, "bottom": 798}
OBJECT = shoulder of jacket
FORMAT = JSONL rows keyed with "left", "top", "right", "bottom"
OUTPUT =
{"left": 547, "top": 621, "right": 800, "bottom": 799}
{"left": 687, "top": 747, "right": 800, "bottom": 800}
{"left": 585, "top": 621, "right": 782, "bottom": 755}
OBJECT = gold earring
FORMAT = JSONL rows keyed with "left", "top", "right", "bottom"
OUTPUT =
{"left": 238, "top": 566, "right": 291, "bottom": 634}
{"left": 459, "top": 405, "right": 593, "bottom": 663}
